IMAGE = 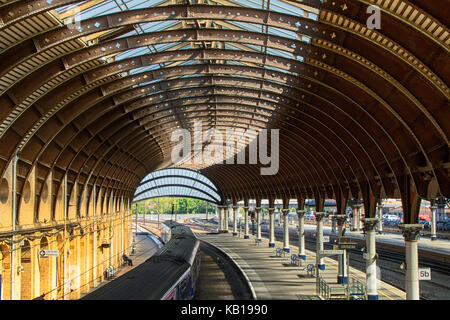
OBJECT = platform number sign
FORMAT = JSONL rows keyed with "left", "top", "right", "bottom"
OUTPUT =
{"left": 419, "top": 268, "right": 431, "bottom": 280}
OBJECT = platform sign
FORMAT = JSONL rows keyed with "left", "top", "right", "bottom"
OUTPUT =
{"left": 319, "top": 250, "right": 344, "bottom": 256}
{"left": 39, "top": 250, "right": 59, "bottom": 258}
{"left": 419, "top": 268, "right": 431, "bottom": 280}
{"left": 338, "top": 243, "right": 357, "bottom": 249}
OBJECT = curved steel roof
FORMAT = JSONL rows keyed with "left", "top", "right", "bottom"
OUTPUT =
{"left": 133, "top": 168, "right": 222, "bottom": 203}
{"left": 0, "top": 0, "right": 448, "bottom": 224}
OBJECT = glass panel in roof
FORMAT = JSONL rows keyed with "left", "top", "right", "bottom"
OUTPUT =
{"left": 268, "top": 27, "right": 298, "bottom": 40}
{"left": 117, "top": 47, "right": 152, "bottom": 60}
{"left": 226, "top": 21, "right": 263, "bottom": 33}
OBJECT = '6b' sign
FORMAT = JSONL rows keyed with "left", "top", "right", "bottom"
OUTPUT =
{"left": 418, "top": 268, "right": 431, "bottom": 280}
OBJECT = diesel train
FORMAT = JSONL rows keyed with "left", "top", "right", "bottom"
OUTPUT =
{"left": 83, "top": 221, "right": 201, "bottom": 300}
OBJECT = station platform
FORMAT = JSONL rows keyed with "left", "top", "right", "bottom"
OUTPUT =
{"left": 196, "top": 231, "right": 406, "bottom": 300}
{"left": 216, "top": 216, "right": 450, "bottom": 260}
{"left": 80, "top": 225, "right": 161, "bottom": 299}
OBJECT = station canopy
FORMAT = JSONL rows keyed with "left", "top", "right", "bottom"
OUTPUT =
{"left": 0, "top": 0, "right": 448, "bottom": 223}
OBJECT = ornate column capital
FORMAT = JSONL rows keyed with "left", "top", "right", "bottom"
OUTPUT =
{"left": 315, "top": 212, "right": 326, "bottom": 221}
{"left": 362, "top": 218, "right": 379, "bottom": 231}
{"left": 296, "top": 209, "right": 306, "bottom": 217}
{"left": 352, "top": 203, "right": 363, "bottom": 209}
{"left": 255, "top": 207, "right": 262, "bottom": 212}
{"left": 331, "top": 214, "right": 347, "bottom": 226}
{"left": 281, "top": 208, "right": 290, "bottom": 215}
{"left": 243, "top": 206, "right": 249, "bottom": 211}
{"left": 232, "top": 206, "right": 238, "bottom": 210}
{"left": 398, "top": 224, "right": 423, "bottom": 241}
{"left": 430, "top": 205, "right": 437, "bottom": 211}
{"left": 268, "top": 208, "right": 275, "bottom": 214}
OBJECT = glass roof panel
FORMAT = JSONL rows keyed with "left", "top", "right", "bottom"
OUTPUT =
{"left": 134, "top": 168, "right": 221, "bottom": 203}
{"left": 55, "top": 0, "right": 319, "bottom": 171}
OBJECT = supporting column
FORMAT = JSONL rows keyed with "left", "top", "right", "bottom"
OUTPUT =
{"left": 315, "top": 212, "right": 326, "bottom": 270}
{"left": 376, "top": 203, "right": 383, "bottom": 234}
{"left": 218, "top": 206, "right": 224, "bottom": 232}
{"left": 362, "top": 218, "right": 379, "bottom": 300}
{"left": 226, "top": 207, "right": 231, "bottom": 232}
{"left": 282, "top": 209, "right": 290, "bottom": 253}
{"left": 430, "top": 205, "right": 437, "bottom": 241}
{"left": 296, "top": 210, "right": 306, "bottom": 262}
{"left": 399, "top": 224, "right": 423, "bottom": 300}
{"left": 222, "top": 206, "right": 230, "bottom": 232}
{"left": 223, "top": 207, "right": 228, "bottom": 232}
{"left": 243, "top": 207, "right": 250, "bottom": 239}
{"left": 232, "top": 206, "right": 238, "bottom": 236}
{"left": 351, "top": 205, "right": 357, "bottom": 231}
{"left": 256, "top": 207, "right": 262, "bottom": 242}
{"left": 268, "top": 208, "right": 275, "bottom": 247}
{"left": 357, "top": 205, "right": 362, "bottom": 232}
{"left": 333, "top": 215, "right": 348, "bottom": 284}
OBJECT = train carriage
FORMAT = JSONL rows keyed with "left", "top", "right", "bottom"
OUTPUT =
{"left": 83, "top": 222, "right": 200, "bottom": 300}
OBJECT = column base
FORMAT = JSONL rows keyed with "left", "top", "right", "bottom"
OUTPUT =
{"left": 269, "top": 243, "right": 275, "bottom": 247}
{"left": 318, "top": 264, "right": 325, "bottom": 270}
{"left": 257, "top": 239, "right": 262, "bottom": 242}
{"left": 283, "top": 248, "right": 290, "bottom": 253}
{"left": 337, "top": 276, "right": 348, "bottom": 284}
{"left": 367, "top": 295, "right": 379, "bottom": 300}
{"left": 431, "top": 236, "right": 437, "bottom": 241}
{"left": 244, "top": 235, "right": 250, "bottom": 239}
{"left": 299, "top": 254, "right": 306, "bottom": 261}
{"left": 233, "top": 232, "right": 238, "bottom": 236}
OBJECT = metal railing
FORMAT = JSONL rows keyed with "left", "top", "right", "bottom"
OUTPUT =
{"left": 348, "top": 278, "right": 367, "bottom": 300}
{"left": 317, "top": 276, "right": 331, "bottom": 300}
{"left": 317, "top": 276, "right": 366, "bottom": 300}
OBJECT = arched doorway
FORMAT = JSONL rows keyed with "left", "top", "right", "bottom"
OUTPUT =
{"left": 20, "top": 240, "right": 32, "bottom": 300}
{"left": 39, "top": 238, "right": 50, "bottom": 299}
{"left": 0, "top": 244, "right": 11, "bottom": 300}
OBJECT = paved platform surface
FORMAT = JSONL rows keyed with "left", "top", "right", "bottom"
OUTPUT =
{"left": 197, "top": 231, "right": 406, "bottom": 300}
{"left": 79, "top": 225, "right": 161, "bottom": 299}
